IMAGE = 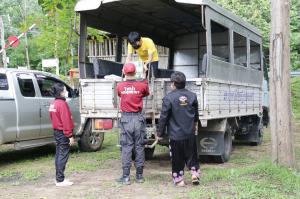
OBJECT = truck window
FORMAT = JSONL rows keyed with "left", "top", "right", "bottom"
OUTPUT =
{"left": 250, "top": 40, "right": 261, "bottom": 70}
{"left": 36, "top": 75, "right": 71, "bottom": 98}
{"left": 0, "top": 74, "right": 9, "bottom": 90}
{"left": 234, "top": 32, "right": 247, "bottom": 67}
{"left": 211, "top": 21, "right": 229, "bottom": 62}
{"left": 17, "top": 75, "right": 36, "bottom": 97}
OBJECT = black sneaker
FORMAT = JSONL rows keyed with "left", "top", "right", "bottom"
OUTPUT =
{"left": 117, "top": 175, "right": 131, "bottom": 185}
{"left": 135, "top": 174, "right": 145, "bottom": 183}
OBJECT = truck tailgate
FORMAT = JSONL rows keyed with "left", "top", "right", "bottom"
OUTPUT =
{"left": 80, "top": 78, "right": 203, "bottom": 118}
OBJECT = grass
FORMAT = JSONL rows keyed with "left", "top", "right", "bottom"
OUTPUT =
{"left": 291, "top": 77, "right": 300, "bottom": 123}
{"left": 188, "top": 161, "right": 300, "bottom": 199}
{"left": 0, "top": 132, "right": 120, "bottom": 183}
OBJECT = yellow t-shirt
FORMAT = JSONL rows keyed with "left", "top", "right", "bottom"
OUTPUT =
{"left": 128, "top": 37, "right": 159, "bottom": 62}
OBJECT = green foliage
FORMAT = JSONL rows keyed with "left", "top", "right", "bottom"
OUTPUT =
{"left": 0, "top": 0, "right": 43, "bottom": 69}
{"left": 0, "top": 0, "right": 107, "bottom": 74}
{"left": 291, "top": 77, "right": 300, "bottom": 122}
{"left": 36, "top": 0, "right": 78, "bottom": 75}
{"left": 290, "top": 0, "right": 300, "bottom": 70}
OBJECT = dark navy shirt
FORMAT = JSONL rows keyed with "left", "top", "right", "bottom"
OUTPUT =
{"left": 158, "top": 88, "right": 199, "bottom": 140}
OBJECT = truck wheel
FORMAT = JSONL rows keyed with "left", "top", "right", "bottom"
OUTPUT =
{"left": 235, "top": 117, "right": 264, "bottom": 146}
{"left": 78, "top": 120, "right": 104, "bottom": 152}
{"left": 250, "top": 128, "right": 263, "bottom": 146}
{"left": 215, "top": 130, "right": 232, "bottom": 163}
{"left": 145, "top": 147, "right": 155, "bottom": 160}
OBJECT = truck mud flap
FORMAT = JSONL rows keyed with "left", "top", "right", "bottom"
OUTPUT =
{"left": 197, "top": 131, "right": 225, "bottom": 156}
{"left": 197, "top": 130, "right": 232, "bottom": 163}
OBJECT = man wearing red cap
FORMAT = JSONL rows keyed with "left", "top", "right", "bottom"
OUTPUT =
{"left": 116, "top": 62, "right": 149, "bottom": 185}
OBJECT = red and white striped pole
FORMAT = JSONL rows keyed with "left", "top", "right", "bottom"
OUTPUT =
{"left": 0, "top": 13, "right": 49, "bottom": 54}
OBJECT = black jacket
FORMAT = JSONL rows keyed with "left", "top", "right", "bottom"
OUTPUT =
{"left": 158, "top": 88, "right": 199, "bottom": 140}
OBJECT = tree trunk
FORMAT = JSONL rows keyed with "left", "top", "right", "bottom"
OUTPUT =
{"left": 270, "top": 0, "right": 295, "bottom": 168}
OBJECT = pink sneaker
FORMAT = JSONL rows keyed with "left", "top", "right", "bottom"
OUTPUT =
{"left": 192, "top": 175, "right": 200, "bottom": 185}
{"left": 190, "top": 167, "right": 200, "bottom": 185}
{"left": 175, "top": 180, "right": 185, "bottom": 187}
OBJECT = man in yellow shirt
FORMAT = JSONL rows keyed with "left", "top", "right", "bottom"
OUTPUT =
{"left": 126, "top": 32, "right": 159, "bottom": 78}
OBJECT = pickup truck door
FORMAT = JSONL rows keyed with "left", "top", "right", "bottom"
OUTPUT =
{"left": 14, "top": 73, "right": 40, "bottom": 140}
{"left": 35, "top": 74, "right": 80, "bottom": 138}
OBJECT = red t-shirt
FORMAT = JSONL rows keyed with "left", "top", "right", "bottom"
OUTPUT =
{"left": 49, "top": 98, "right": 74, "bottom": 138}
{"left": 117, "top": 80, "right": 149, "bottom": 112}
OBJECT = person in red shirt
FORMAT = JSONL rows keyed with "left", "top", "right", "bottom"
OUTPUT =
{"left": 116, "top": 63, "right": 149, "bottom": 185}
{"left": 49, "top": 83, "right": 75, "bottom": 187}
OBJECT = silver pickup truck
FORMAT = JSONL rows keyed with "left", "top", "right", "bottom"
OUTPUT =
{"left": 0, "top": 68, "right": 102, "bottom": 152}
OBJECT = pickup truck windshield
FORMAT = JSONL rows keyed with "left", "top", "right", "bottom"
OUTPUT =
{"left": 0, "top": 74, "right": 9, "bottom": 90}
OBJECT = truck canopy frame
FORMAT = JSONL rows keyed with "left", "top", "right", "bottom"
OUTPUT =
{"left": 76, "top": 0, "right": 263, "bottom": 86}
{"left": 75, "top": 0, "right": 262, "bottom": 47}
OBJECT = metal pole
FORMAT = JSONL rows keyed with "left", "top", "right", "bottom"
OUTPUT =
{"left": 24, "top": 0, "right": 30, "bottom": 69}
{"left": 0, "top": 16, "right": 7, "bottom": 68}
{"left": 24, "top": 33, "right": 30, "bottom": 69}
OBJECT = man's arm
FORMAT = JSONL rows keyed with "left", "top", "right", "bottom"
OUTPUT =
{"left": 158, "top": 97, "right": 171, "bottom": 137}
{"left": 117, "top": 83, "right": 121, "bottom": 97}
{"left": 144, "top": 53, "right": 154, "bottom": 68}
{"left": 193, "top": 94, "right": 200, "bottom": 134}
{"left": 126, "top": 43, "right": 134, "bottom": 63}
{"left": 193, "top": 94, "right": 200, "bottom": 122}
{"left": 125, "top": 53, "right": 132, "bottom": 63}
{"left": 144, "top": 39, "right": 156, "bottom": 70}
{"left": 142, "top": 81, "right": 150, "bottom": 97}
{"left": 59, "top": 103, "right": 74, "bottom": 138}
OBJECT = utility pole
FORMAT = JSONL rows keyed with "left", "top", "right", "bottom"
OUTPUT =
{"left": 270, "top": 0, "right": 295, "bottom": 168}
{"left": 0, "top": 16, "right": 7, "bottom": 68}
{"left": 24, "top": 0, "right": 30, "bottom": 69}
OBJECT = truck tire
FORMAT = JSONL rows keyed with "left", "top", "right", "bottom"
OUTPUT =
{"left": 235, "top": 116, "right": 263, "bottom": 146}
{"left": 78, "top": 119, "right": 104, "bottom": 152}
{"left": 250, "top": 128, "right": 263, "bottom": 146}
{"left": 145, "top": 147, "right": 155, "bottom": 160}
{"left": 215, "top": 129, "right": 232, "bottom": 163}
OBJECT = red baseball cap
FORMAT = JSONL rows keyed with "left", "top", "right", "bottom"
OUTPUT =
{"left": 123, "top": 63, "right": 136, "bottom": 75}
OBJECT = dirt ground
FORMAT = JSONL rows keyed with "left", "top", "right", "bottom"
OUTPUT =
{"left": 0, "top": 124, "right": 299, "bottom": 199}
{"left": 0, "top": 152, "right": 194, "bottom": 199}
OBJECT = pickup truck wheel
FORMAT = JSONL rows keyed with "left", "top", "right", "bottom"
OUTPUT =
{"left": 78, "top": 120, "right": 104, "bottom": 152}
{"left": 214, "top": 129, "right": 232, "bottom": 163}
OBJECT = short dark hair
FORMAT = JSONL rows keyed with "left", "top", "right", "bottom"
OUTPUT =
{"left": 170, "top": 71, "right": 186, "bottom": 89}
{"left": 52, "top": 82, "right": 65, "bottom": 98}
{"left": 128, "top": 32, "right": 141, "bottom": 44}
